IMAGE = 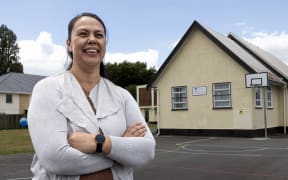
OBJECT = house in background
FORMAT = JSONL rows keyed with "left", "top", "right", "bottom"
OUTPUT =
{"left": 147, "top": 21, "right": 288, "bottom": 137}
{"left": 0, "top": 72, "right": 45, "bottom": 115}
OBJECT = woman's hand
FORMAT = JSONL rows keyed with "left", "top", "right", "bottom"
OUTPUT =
{"left": 68, "top": 132, "right": 112, "bottom": 155}
{"left": 68, "top": 132, "right": 96, "bottom": 154}
{"left": 123, "top": 122, "right": 147, "bottom": 137}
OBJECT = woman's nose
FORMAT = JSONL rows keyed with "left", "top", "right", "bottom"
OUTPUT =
{"left": 87, "top": 35, "right": 97, "bottom": 44}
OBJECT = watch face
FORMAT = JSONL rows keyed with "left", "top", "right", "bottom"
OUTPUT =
{"left": 96, "top": 135, "right": 105, "bottom": 143}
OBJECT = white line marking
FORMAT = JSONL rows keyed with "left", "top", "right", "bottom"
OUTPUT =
{"left": 183, "top": 146, "right": 267, "bottom": 153}
{"left": 156, "top": 137, "right": 288, "bottom": 157}
{"left": 156, "top": 149, "right": 261, "bottom": 157}
{"left": 176, "top": 137, "right": 216, "bottom": 146}
{"left": 7, "top": 177, "right": 32, "bottom": 180}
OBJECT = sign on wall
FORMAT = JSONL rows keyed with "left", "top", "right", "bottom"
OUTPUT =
{"left": 192, "top": 86, "right": 207, "bottom": 96}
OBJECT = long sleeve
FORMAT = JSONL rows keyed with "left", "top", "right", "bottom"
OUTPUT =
{"left": 28, "top": 77, "right": 113, "bottom": 175}
{"left": 107, "top": 90, "right": 156, "bottom": 167}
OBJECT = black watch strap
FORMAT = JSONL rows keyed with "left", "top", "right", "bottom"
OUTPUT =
{"left": 96, "top": 140, "right": 103, "bottom": 153}
{"left": 95, "top": 127, "right": 105, "bottom": 153}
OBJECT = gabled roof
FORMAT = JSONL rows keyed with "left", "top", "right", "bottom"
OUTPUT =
{"left": 228, "top": 33, "right": 288, "bottom": 83}
{"left": 0, "top": 72, "right": 46, "bottom": 94}
{"left": 148, "top": 20, "right": 286, "bottom": 88}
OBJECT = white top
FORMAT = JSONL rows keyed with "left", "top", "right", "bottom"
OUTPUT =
{"left": 28, "top": 72, "right": 155, "bottom": 180}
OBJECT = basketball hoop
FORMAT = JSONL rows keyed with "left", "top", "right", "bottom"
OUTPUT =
{"left": 245, "top": 72, "right": 268, "bottom": 88}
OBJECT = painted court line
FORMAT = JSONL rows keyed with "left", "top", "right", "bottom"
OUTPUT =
{"left": 176, "top": 137, "right": 216, "bottom": 146}
{"left": 156, "top": 148, "right": 261, "bottom": 157}
{"left": 183, "top": 144, "right": 268, "bottom": 153}
{"left": 156, "top": 137, "right": 216, "bottom": 153}
{"left": 156, "top": 137, "right": 264, "bottom": 157}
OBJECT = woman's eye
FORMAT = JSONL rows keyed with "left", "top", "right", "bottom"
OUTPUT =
{"left": 95, "top": 33, "right": 104, "bottom": 38}
{"left": 79, "top": 32, "right": 87, "bottom": 37}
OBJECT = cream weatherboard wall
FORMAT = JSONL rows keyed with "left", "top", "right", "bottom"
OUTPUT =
{"left": 0, "top": 94, "right": 30, "bottom": 115}
{"left": 0, "top": 94, "right": 20, "bottom": 114}
{"left": 252, "top": 86, "right": 284, "bottom": 129}
{"left": 154, "top": 28, "right": 259, "bottom": 130}
{"left": 19, "top": 94, "right": 30, "bottom": 115}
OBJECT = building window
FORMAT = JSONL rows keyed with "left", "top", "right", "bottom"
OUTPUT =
{"left": 255, "top": 87, "right": 272, "bottom": 108}
{"left": 6, "top": 94, "right": 12, "bottom": 104}
{"left": 171, "top": 86, "right": 187, "bottom": 110}
{"left": 212, "top": 82, "right": 231, "bottom": 108}
{"left": 255, "top": 87, "right": 262, "bottom": 108}
{"left": 267, "top": 87, "right": 272, "bottom": 108}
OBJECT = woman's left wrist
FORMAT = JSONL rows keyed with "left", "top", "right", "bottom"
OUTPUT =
{"left": 102, "top": 135, "right": 111, "bottom": 155}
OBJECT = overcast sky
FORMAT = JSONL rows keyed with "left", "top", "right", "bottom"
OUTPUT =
{"left": 1, "top": 0, "right": 288, "bottom": 76}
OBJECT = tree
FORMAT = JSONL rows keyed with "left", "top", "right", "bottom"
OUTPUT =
{"left": 105, "top": 61, "right": 156, "bottom": 98}
{"left": 0, "top": 24, "right": 23, "bottom": 75}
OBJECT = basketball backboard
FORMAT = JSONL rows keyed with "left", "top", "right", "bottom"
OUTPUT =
{"left": 245, "top": 72, "right": 268, "bottom": 88}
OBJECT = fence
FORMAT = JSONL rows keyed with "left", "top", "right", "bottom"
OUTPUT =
{"left": 0, "top": 114, "right": 23, "bottom": 129}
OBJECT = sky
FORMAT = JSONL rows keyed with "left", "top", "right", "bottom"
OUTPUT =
{"left": 1, "top": 0, "right": 288, "bottom": 76}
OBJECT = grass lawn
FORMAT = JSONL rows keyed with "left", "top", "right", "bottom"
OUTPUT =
{"left": 0, "top": 124, "right": 157, "bottom": 155}
{"left": 148, "top": 123, "right": 157, "bottom": 134}
{"left": 0, "top": 129, "right": 34, "bottom": 155}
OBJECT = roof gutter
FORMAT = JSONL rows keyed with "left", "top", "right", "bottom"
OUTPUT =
{"left": 0, "top": 91, "right": 32, "bottom": 95}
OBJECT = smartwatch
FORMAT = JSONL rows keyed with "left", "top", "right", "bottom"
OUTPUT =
{"left": 95, "top": 127, "right": 105, "bottom": 153}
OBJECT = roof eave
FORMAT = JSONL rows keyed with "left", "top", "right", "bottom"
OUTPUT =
{"left": 228, "top": 34, "right": 288, "bottom": 83}
{"left": 147, "top": 21, "right": 262, "bottom": 88}
{"left": 0, "top": 91, "right": 31, "bottom": 95}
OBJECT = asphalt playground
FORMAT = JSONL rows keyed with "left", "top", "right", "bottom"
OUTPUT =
{"left": 1, "top": 135, "right": 288, "bottom": 180}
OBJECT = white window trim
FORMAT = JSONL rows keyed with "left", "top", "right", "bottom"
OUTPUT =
{"left": 212, "top": 82, "right": 231, "bottom": 108}
{"left": 255, "top": 87, "right": 262, "bottom": 108}
{"left": 255, "top": 87, "right": 272, "bottom": 109}
{"left": 266, "top": 87, "right": 272, "bottom": 108}
{"left": 171, "top": 86, "right": 188, "bottom": 110}
{"left": 6, "top": 94, "right": 13, "bottom": 104}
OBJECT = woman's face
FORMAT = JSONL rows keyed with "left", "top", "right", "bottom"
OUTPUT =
{"left": 67, "top": 16, "right": 106, "bottom": 70}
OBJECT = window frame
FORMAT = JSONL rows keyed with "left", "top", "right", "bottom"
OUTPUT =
{"left": 254, "top": 86, "right": 272, "bottom": 109}
{"left": 6, "top": 94, "right": 12, "bottom": 104}
{"left": 255, "top": 87, "right": 262, "bottom": 108}
{"left": 266, "top": 86, "right": 273, "bottom": 109}
{"left": 171, "top": 86, "right": 188, "bottom": 110}
{"left": 212, "top": 82, "right": 232, "bottom": 109}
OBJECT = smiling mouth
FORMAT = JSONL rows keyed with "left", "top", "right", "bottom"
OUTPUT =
{"left": 84, "top": 49, "right": 99, "bottom": 53}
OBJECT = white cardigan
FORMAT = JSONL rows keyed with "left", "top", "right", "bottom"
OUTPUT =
{"left": 28, "top": 72, "right": 155, "bottom": 180}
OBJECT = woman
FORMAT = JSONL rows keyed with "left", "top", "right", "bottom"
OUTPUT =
{"left": 28, "top": 12, "right": 155, "bottom": 180}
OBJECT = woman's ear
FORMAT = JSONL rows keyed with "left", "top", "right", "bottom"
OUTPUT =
{"left": 66, "top": 39, "right": 72, "bottom": 53}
